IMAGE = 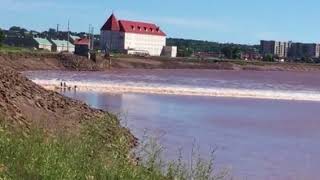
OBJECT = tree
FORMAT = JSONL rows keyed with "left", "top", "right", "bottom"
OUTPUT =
{"left": 221, "top": 46, "right": 233, "bottom": 59}
{"left": 177, "top": 47, "right": 193, "bottom": 57}
{"left": 0, "top": 29, "right": 4, "bottom": 47}
{"left": 167, "top": 38, "right": 257, "bottom": 57}
{"left": 232, "top": 47, "right": 241, "bottom": 59}
{"left": 263, "top": 54, "right": 274, "bottom": 62}
{"left": 9, "top": 26, "right": 27, "bottom": 33}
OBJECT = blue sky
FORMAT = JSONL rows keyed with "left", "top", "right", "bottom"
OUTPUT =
{"left": 1, "top": 0, "right": 319, "bottom": 44}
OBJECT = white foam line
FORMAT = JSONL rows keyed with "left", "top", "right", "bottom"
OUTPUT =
{"left": 31, "top": 79, "right": 320, "bottom": 102}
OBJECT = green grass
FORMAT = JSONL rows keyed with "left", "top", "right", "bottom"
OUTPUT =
{"left": 0, "top": 115, "right": 229, "bottom": 180}
{"left": 0, "top": 45, "right": 32, "bottom": 53}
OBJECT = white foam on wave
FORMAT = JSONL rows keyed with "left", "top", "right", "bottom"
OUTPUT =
{"left": 31, "top": 78, "right": 320, "bottom": 102}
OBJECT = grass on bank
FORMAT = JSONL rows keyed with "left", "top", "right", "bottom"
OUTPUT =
{"left": 0, "top": 45, "right": 32, "bottom": 53}
{"left": 0, "top": 115, "right": 229, "bottom": 180}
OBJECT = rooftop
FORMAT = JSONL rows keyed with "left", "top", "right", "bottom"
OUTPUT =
{"left": 74, "top": 38, "right": 90, "bottom": 45}
{"left": 33, "top": 37, "right": 52, "bottom": 46}
{"left": 101, "top": 14, "right": 166, "bottom": 36}
{"left": 51, "top": 39, "right": 75, "bottom": 48}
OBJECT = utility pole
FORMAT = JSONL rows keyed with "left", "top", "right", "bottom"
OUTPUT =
{"left": 56, "top": 24, "right": 60, "bottom": 33}
{"left": 67, "top": 20, "right": 70, "bottom": 52}
{"left": 88, "top": 24, "right": 91, "bottom": 50}
{"left": 56, "top": 24, "right": 60, "bottom": 39}
{"left": 91, "top": 27, "right": 94, "bottom": 51}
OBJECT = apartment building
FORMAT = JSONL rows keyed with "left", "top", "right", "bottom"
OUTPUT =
{"left": 260, "top": 40, "right": 290, "bottom": 58}
{"left": 261, "top": 40, "right": 320, "bottom": 58}
{"left": 289, "top": 43, "right": 320, "bottom": 58}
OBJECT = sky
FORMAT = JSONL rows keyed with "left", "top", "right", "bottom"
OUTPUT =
{"left": 1, "top": 0, "right": 320, "bottom": 44}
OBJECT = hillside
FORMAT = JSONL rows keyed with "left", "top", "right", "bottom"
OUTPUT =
{"left": 167, "top": 38, "right": 259, "bottom": 57}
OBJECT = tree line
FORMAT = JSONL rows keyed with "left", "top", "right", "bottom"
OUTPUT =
{"left": 166, "top": 38, "right": 259, "bottom": 58}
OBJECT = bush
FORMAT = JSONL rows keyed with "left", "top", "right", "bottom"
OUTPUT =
{"left": 0, "top": 29, "right": 4, "bottom": 47}
{"left": 0, "top": 115, "right": 229, "bottom": 180}
{"left": 262, "top": 54, "right": 274, "bottom": 62}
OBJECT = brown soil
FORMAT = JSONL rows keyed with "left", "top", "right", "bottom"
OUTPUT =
{"left": 2, "top": 52, "right": 320, "bottom": 72}
{"left": 112, "top": 56, "right": 320, "bottom": 72}
{"left": 0, "top": 65, "right": 106, "bottom": 133}
{"left": 0, "top": 52, "right": 110, "bottom": 71}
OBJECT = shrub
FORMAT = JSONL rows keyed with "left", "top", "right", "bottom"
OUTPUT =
{"left": 0, "top": 29, "right": 4, "bottom": 47}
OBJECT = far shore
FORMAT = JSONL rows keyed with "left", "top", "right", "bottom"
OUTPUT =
{"left": 2, "top": 52, "right": 320, "bottom": 72}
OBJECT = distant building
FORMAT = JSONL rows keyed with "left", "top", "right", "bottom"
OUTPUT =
{"left": 261, "top": 40, "right": 320, "bottom": 59}
{"left": 74, "top": 38, "right": 90, "bottom": 57}
{"left": 161, "top": 46, "right": 177, "bottom": 58}
{"left": 33, "top": 37, "right": 52, "bottom": 51}
{"left": 289, "top": 43, "right": 320, "bottom": 58}
{"left": 50, "top": 39, "right": 74, "bottom": 52}
{"left": 70, "top": 35, "right": 80, "bottom": 42}
{"left": 260, "top": 40, "right": 290, "bottom": 58}
{"left": 241, "top": 52, "right": 262, "bottom": 60}
{"left": 100, "top": 14, "right": 167, "bottom": 56}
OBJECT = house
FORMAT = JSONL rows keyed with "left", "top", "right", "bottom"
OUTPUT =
{"left": 33, "top": 37, "right": 52, "bottom": 51}
{"left": 74, "top": 38, "right": 90, "bottom": 57}
{"left": 50, "top": 39, "right": 75, "bottom": 52}
{"left": 100, "top": 14, "right": 167, "bottom": 56}
{"left": 70, "top": 35, "right": 80, "bottom": 43}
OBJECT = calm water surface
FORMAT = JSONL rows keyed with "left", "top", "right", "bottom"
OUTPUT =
{"left": 24, "top": 70, "right": 320, "bottom": 180}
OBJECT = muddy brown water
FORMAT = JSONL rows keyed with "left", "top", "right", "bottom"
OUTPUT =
{"left": 24, "top": 69, "right": 320, "bottom": 180}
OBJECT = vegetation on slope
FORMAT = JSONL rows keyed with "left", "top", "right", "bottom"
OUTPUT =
{"left": 0, "top": 45, "right": 32, "bottom": 53}
{"left": 0, "top": 115, "right": 228, "bottom": 180}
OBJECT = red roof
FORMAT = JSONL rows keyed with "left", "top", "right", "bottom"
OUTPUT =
{"left": 101, "top": 14, "right": 166, "bottom": 36}
{"left": 100, "top": 14, "right": 120, "bottom": 31}
{"left": 74, "top": 38, "right": 90, "bottom": 45}
{"left": 119, "top": 20, "right": 166, "bottom": 36}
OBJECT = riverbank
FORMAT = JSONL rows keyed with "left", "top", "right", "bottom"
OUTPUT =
{"left": 2, "top": 52, "right": 320, "bottom": 72}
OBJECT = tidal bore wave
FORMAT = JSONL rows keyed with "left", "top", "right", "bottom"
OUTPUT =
{"left": 31, "top": 79, "right": 320, "bottom": 101}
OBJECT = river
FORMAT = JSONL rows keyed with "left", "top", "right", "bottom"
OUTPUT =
{"left": 24, "top": 69, "right": 320, "bottom": 180}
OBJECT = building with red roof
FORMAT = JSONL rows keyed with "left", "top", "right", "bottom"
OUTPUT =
{"left": 100, "top": 14, "right": 168, "bottom": 56}
{"left": 74, "top": 38, "right": 90, "bottom": 57}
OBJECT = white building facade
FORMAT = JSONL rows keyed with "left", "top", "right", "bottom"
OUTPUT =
{"left": 50, "top": 39, "right": 75, "bottom": 53}
{"left": 100, "top": 14, "right": 167, "bottom": 56}
{"left": 33, "top": 37, "right": 52, "bottom": 51}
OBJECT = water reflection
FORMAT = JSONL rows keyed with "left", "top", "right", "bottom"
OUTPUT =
{"left": 62, "top": 91, "right": 320, "bottom": 180}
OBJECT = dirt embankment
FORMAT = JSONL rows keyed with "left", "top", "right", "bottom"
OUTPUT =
{"left": 112, "top": 56, "right": 320, "bottom": 72}
{"left": 0, "top": 53, "right": 320, "bottom": 71}
{"left": 2, "top": 52, "right": 320, "bottom": 72}
{"left": 0, "top": 52, "right": 110, "bottom": 71}
{"left": 0, "top": 65, "right": 107, "bottom": 133}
